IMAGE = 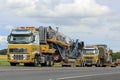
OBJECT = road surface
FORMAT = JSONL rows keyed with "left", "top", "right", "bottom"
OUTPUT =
{"left": 0, "top": 66, "right": 119, "bottom": 80}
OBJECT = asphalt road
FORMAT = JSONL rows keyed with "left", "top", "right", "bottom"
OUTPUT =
{"left": 0, "top": 66, "right": 120, "bottom": 80}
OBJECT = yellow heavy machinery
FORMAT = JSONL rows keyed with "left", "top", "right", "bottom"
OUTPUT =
{"left": 7, "top": 26, "right": 40, "bottom": 66}
{"left": 7, "top": 26, "right": 84, "bottom": 66}
{"left": 81, "top": 45, "right": 99, "bottom": 67}
{"left": 96, "top": 44, "right": 113, "bottom": 67}
{"left": 81, "top": 44, "right": 113, "bottom": 67}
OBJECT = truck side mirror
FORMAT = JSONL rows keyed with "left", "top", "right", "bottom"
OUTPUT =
{"left": 32, "top": 35, "right": 35, "bottom": 42}
{"left": 7, "top": 35, "right": 10, "bottom": 42}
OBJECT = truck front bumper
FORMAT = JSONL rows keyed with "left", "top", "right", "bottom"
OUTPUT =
{"left": 8, "top": 60, "right": 34, "bottom": 63}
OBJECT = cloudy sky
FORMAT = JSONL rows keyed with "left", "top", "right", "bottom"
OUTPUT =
{"left": 0, "top": 0, "right": 120, "bottom": 52}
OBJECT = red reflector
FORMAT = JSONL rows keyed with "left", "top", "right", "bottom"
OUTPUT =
{"left": 54, "top": 56, "right": 59, "bottom": 61}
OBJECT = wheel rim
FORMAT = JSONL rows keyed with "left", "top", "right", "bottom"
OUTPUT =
{"left": 50, "top": 61, "right": 53, "bottom": 66}
{"left": 46, "top": 61, "right": 49, "bottom": 66}
{"left": 34, "top": 58, "right": 38, "bottom": 66}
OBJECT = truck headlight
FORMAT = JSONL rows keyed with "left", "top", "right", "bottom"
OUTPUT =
{"left": 23, "top": 54, "right": 30, "bottom": 60}
{"left": 26, "top": 55, "right": 30, "bottom": 60}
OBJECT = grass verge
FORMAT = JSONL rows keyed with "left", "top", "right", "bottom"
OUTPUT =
{"left": 0, "top": 61, "right": 10, "bottom": 66}
{"left": 0, "top": 55, "right": 10, "bottom": 66}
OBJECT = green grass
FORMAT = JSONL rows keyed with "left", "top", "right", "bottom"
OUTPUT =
{"left": 0, "top": 61, "right": 10, "bottom": 66}
{"left": 0, "top": 55, "right": 10, "bottom": 66}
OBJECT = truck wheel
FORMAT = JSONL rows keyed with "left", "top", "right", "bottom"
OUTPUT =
{"left": 50, "top": 60, "right": 54, "bottom": 66}
{"left": 24, "top": 63, "right": 31, "bottom": 66}
{"left": 96, "top": 60, "right": 102, "bottom": 67}
{"left": 41, "top": 63, "right": 46, "bottom": 67}
{"left": 87, "top": 65, "right": 92, "bottom": 67}
{"left": 24, "top": 63, "right": 28, "bottom": 66}
{"left": 33, "top": 56, "right": 38, "bottom": 66}
{"left": 46, "top": 60, "right": 50, "bottom": 67}
{"left": 10, "top": 63, "right": 17, "bottom": 66}
{"left": 81, "top": 62, "right": 85, "bottom": 67}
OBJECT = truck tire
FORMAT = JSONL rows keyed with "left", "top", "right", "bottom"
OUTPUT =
{"left": 32, "top": 56, "right": 39, "bottom": 66}
{"left": 10, "top": 63, "right": 17, "bottom": 66}
{"left": 96, "top": 60, "right": 102, "bottom": 67}
{"left": 41, "top": 63, "right": 46, "bottom": 67}
{"left": 41, "top": 60, "right": 53, "bottom": 67}
{"left": 99, "top": 62, "right": 103, "bottom": 67}
{"left": 87, "top": 65, "right": 92, "bottom": 67}
{"left": 50, "top": 60, "right": 54, "bottom": 66}
{"left": 80, "top": 62, "right": 85, "bottom": 67}
{"left": 46, "top": 60, "right": 50, "bottom": 67}
{"left": 24, "top": 63, "right": 31, "bottom": 66}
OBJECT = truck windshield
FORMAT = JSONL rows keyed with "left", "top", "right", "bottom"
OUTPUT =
{"left": 82, "top": 49, "right": 98, "bottom": 54}
{"left": 9, "top": 35, "right": 33, "bottom": 44}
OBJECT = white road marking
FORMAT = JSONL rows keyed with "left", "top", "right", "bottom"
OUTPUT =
{"left": 56, "top": 72, "right": 120, "bottom": 80}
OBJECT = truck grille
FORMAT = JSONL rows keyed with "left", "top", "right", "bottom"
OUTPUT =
{"left": 85, "top": 59, "right": 93, "bottom": 63}
{"left": 85, "top": 57, "right": 94, "bottom": 63}
{"left": 13, "top": 54, "right": 24, "bottom": 60}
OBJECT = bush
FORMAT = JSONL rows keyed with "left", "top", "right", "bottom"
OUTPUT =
{"left": 112, "top": 52, "right": 120, "bottom": 61}
{"left": 0, "top": 49, "right": 7, "bottom": 55}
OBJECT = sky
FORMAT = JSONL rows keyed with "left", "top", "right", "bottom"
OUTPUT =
{"left": 0, "top": 0, "right": 120, "bottom": 52}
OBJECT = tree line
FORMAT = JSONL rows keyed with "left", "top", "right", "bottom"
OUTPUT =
{"left": 0, "top": 49, "right": 7, "bottom": 55}
{"left": 112, "top": 52, "right": 120, "bottom": 61}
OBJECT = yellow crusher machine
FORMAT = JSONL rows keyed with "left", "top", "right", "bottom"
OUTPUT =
{"left": 7, "top": 26, "right": 84, "bottom": 66}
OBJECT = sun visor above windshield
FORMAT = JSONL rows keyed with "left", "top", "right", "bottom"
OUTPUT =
{"left": 11, "top": 29, "right": 32, "bottom": 35}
